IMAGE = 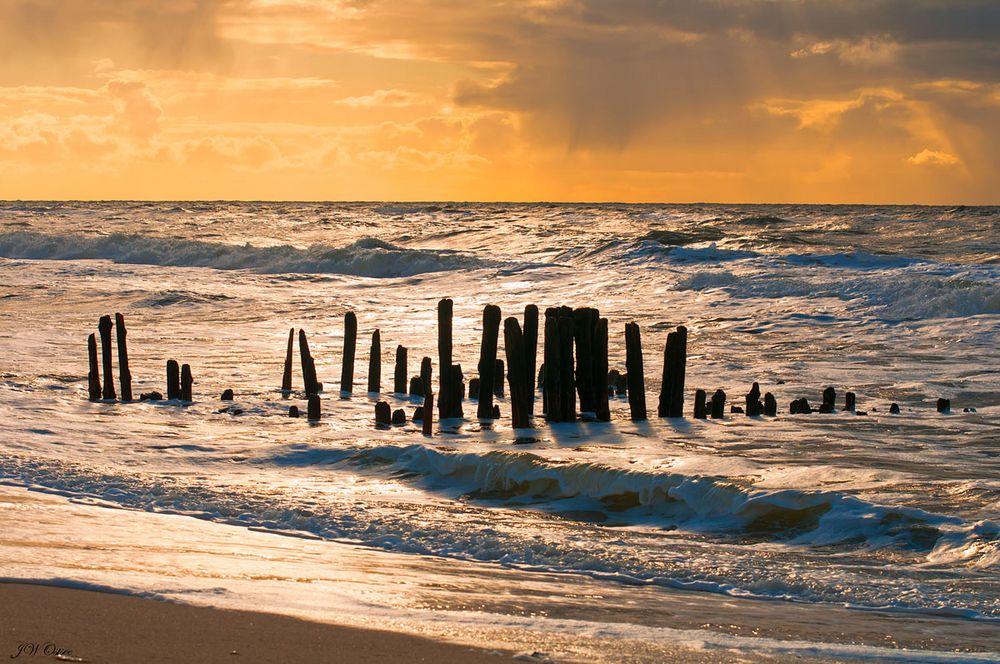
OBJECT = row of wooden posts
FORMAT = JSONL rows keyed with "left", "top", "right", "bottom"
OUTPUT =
{"left": 87, "top": 302, "right": 956, "bottom": 428}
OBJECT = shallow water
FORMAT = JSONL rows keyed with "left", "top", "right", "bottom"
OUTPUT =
{"left": 0, "top": 202, "right": 998, "bottom": 659}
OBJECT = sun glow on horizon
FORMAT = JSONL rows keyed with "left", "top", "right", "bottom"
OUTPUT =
{"left": 1, "top": 1, "right": 998, "bottom": 203}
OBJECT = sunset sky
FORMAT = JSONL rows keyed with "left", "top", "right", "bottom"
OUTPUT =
{"left": 1, "top": 1, "right": 998, "bottom": 203}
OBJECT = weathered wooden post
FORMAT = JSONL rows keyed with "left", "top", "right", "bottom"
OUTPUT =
{"left": 307, "top": 394, "right": 321, "bottom": 421}
{"left": 341, "top": 312, "right": 357, "bottom": 395}
{"left": 745, "top": 382, "right": 762, "bottom": 416}
{"left": 658, "top": 326, "right": 687, "bottom": 418}
{"left": 391, "top": 409, "right": 406, "bottom": 425}
{"left": 288, "top": 405, "right": 300, "bottom": 418}
{"left": 764, "top": 392, "right": 777, "bottom": 416}
{"left": 523, "top": 305, "right": 539, "bottom": 414}
{"left": 393, "top": 345, "right": 408, "bottom": 394}
{"left": 166, "top": 360, "right": 181, "bottom": 400}
{"left": 468, "top": 377, "right": 480, "bottom": 399}
{"left": 477, "top": 305, "right": 501, "bottom": 419}
{"left": 410, "top": 376, "right": 424, "bottom": 396}
{"left": 820, "top": 387, "right": 836, "bottom": 413}
{"left": 420, "top": 357, "right": 432, "bottom": 396}
{"left": 114, "top": 313, "right": 132, "bottom": 401}
{"left": 710, "top": 389, "right": 726, "bottom": 419}
{"left": 595, "top": 317, "right": 610, "bottom": 421}
{"left": 87, "top": 334, "right": 101, "bottom": 401}
{"left": 438, "top": 298, "right": 457, "bottom": 419}
{"left": 422, "top": 392, "right": 433, "bottom": 436}
{"left": 98, "top": 315, "right": 116, "bottom": 400}
{"left": 368, "top": 329, "right": 381, "bottom": 394}
{"left": 558, "top": 310, "right": 575, "bottom": 421}
{"left": 937, "top": 398, "right": 950, "bottom": 413}
{"left": 494, "top": 359, "right": 505, "bottom": 398}
{"left": 450, "top": 364, "right": 465, "bottom": 417}
{"left": 889, "top": 402, "right": 900, "bottom": 414}
{"left": 543, "top": 309, "right": 558, "bottom": 419}
{"left": 374, "top": 400, "right": 391, "bottom": 426}
{"left": 574, "top": 308, "right": 595, "bottom": 414}
{"left": 624, "top": 322, "right": 646, "bottom": 421}
{"left": 180, "top": 364, "right": 193, "bottom": 402}
{"left": 844, "top": 392, "right": 856, "bottom": 413}
{"left": 282, "top": 328, "right": 295, "bottom": 394}
{"left": 503, "top": 317, "right": 530, "bottom": 428}
{"left": 693, "top": 389, "right": 707, "bottom": 419}
{"left": 221, "top": 389, "right": 234, "bottom": 401}
{"left": 299, "top": 330, "right": 318, "bottom": 396}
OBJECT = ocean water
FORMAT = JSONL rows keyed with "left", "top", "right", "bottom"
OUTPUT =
{"left": 0, "top": 202, "right": 998, "bottom": 661}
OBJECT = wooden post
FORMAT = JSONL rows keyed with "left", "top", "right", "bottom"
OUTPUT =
{"left": 391, "top": 409, "right": 406, "bottom": 425}
{"left": 98, "top": 315, "right": 116, "bottom": 400}
{"left": 764, "top": 392, "right": 777, "bottom": 416}
{"left": 710, "top": 389, "right": 726, "bottom": 419}
{"left": 289, "top": 405, "right": 300, "bottom": 418}
{"left": 394, "top": 345, "right": 408, "bottom": 394}
{"left": 624, "top": 322, "right": 646, "bottom": 421}
{"left": 573, "top": 308, "right": 595, "bottom": 414}
{"left": 307, "top": 394, "right": 321, "bottom": 421}
{"left": 658, "top": 326, "right": 687, "bottom": 418}
{"left": 844, "top": 392, "right": 856, "bottom": 412}
{"left": 420, "top": 357, "right": 432, "bottom": 396}
{"left": 523, "top": 305, "right": 539, "bottom": 414}
{"left": 450, "top": 364, "right": 464, "bottom": 417}
{"left": 889, "top": 403, "right": 900, "bottom": 414}
{"left": 468, "top": 377, "right": 480, "bottom": 399}
{"left": 368, "top": 329, "right": 381, "bottom": 394}
{"left": 87, "top": 334, "right": 101, "bottom": 401}
{"left": 221, "top": 389, "right": 234, "bottom": 401}
{"left": 438, "top": 298, "right": 457, "bottom": 419}
{"left": 166, "top": 360, "right": 180, "bottom": 400}
{"left": 558, "top": 310, "right": 575, "bottom": 421}
{"left": 374, "top": 401, "right": 391, "bottom": 426}
{"left": 410, "top": 376, "right": 424, "bottom": 396}
{"left": 745, "top": 382, "right": 762, "bottom": 416}
{"left": 543, "top": 309, "right": 558, "bottom": 420}
{"left": 494, "top": 359, "right": 505, "bottom": 398}
{"left": 693, "top": 389, "right": 707, "bottom": 419}
{"left": 180, "top": 364, "right": 193, "bottom": 402}
{"left": 114, "top": 313, "right": 132, "bottom": 401}
{"left": 820, "top": 387, "right": 836, "bottom": 413}
{"left": 595, "top": 317, "right": 610, "bottom": 421}
{"left": 477, "top": 305, "right": 501, "bottom": 419}
{"left": 937, "top": 398, "right": 950, "bottom": 413}
{"left": 503, "top": 317, "right": 529, "bottom": 428}
{"left": 341, "top": 312, "right": 357, "bottom": 395}
{"left": 422, "top": 393, "right": 433, "bottom": 435}
{"left": 299, "top": 330, "right": 318, "bottom": 396}
{"left": 282, "top": 328, "right": 294, "bottom": 394}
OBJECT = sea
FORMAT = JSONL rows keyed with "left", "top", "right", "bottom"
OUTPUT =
{"left": 0, "top": 202, "right": 997, "bottom": 662}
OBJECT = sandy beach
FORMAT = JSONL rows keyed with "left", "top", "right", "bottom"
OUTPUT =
{"left": 0, "top": 582, "right": 514, "bottom": 664}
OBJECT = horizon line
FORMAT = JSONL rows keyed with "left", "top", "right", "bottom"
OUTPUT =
{"left": 1, "top": 199, "right": 997, "bottom": 207}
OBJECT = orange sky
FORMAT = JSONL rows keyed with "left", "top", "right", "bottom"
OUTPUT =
{"left": 1, "top": 0, "right": 998, "bottom": 203}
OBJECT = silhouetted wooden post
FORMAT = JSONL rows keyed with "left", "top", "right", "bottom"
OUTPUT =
{"left": 282, "top": 328, "right": 294, "bottom": 394}
{"left": 820, "top": 387, "right": 836, "bottom": 413}
{"left": 113, "top": 313, "right": 132, "bottom": 401}
{"left": 166, "top": 360, "right": 180, "bottom": 400}
{"left": 693, "top": 389, "right": 707, "bottom": 419}
{"left": 937, "top": 398, "right": 950, "bottom": 413}
{"left": 391, "top": 409, "right": 406, "bottom": 425}
{"left": 438, "top": 298, "right": 457, "bottom": 419}
{"left": 543, "top": 309, "right": 558, "bottom": 419}
{"left": 221, "top": 389, "right": 234, "bottom": 401}
{"left": 658, "top": 326, "right": 687, "bottom": 418}
{"left": 624, "top": 322, "right": 646, "bottom": 421}
{"left": 180, "top": 364, "right": 193, "bottom": 402}
{"left": 889, "top": 402, "right": 900, "bottom": 414}
{"left": 764, "top": 392, "right": 777, "bottom": 416}
{"left": 288, "top": 405, "right": 300, "bottom": 418}
{"left": 368, "top": 329, "right": 381, "bottom": 394}
{"left": 745, "top": 382, "right": 762, "bottom": 416}
{"left": 844, "top": 392, "right": 856, "bottom": 413}
{"left": 97, "top": 315, "right": 115, "bottom": 400}
{"left": 468, "top": 377, "right": 480, "bottom": 399}
{"left": 523, "top": 305, "right": 539, "bottom": 414}
{"left": 595, "top": 317, "right": 610, "bottom": 421}
{"left": 375, "top": 400, "right": 391, "bottom": 426}
{"left": 393, "top": 345, "right": 408, "bottom": 394}
{"left": 494, "top": 359, "right": 505, "bottom": 398}
{"left": 450, "top": 364, "right": 464, "bottom": 417}
{"left": 410, "top": 376, "right": 424, "bottom": 396}
{"left": 422, "top": 391, "right": 433, "bottom": 436}
{"left": 574, "top": 308, "right": 595, "bottom": 414}
{"left": 557, "top": 309, "right": 575, "bottom": 421}
{"left": 503, "top": 317, "right": 530, "bottom": 428}
{"left": 420, "top": 357, "right": 432, "bottom": 396}
{"left": 307, "top": 395, "right": 321, "bottom": 421}
{"left": 341, "top": 312, "right": 357, "bottom": 395}
{"left": 299, "top": 330, "right": 318, "bottom": 396}
{"left": 87, "top": 334, "right": 101, "bottom": 401}
{"left": 710, "top": 389, "right": 726, "bottom": 419}
{"left": 477, "top": 305, "right": 501, "bottom": 419}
